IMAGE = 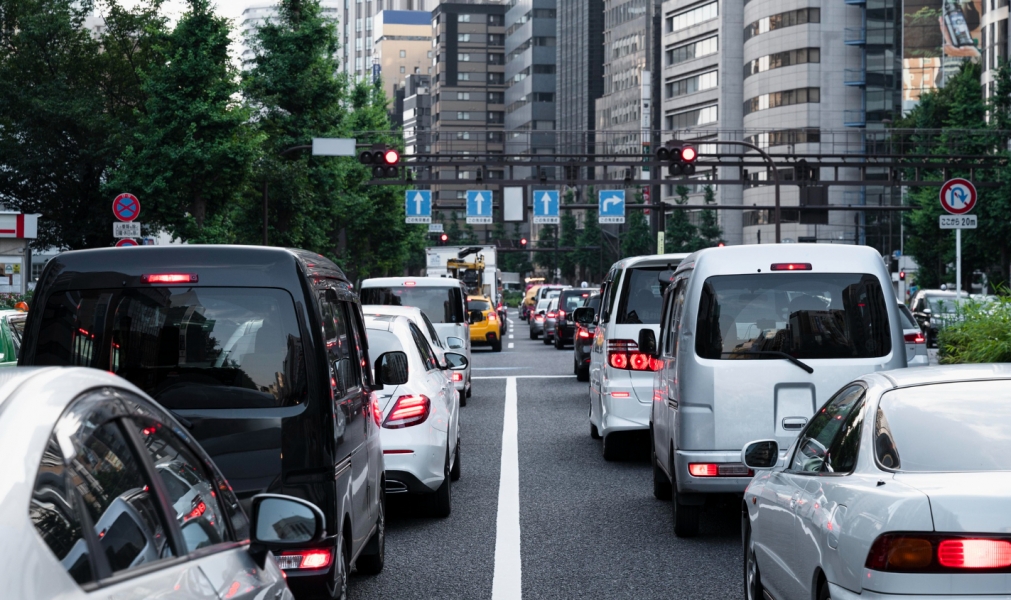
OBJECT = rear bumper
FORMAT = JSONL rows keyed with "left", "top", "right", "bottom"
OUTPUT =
{"left": 556, "top": 323, "right": 575, "bottom": 341}
{"left": 381, "top": 435, "right": 445, "bottom": 493}
{"left": 530, "top": 321, "right": 544, "bottom": 334}
{"left": 908, "top": 353, "right": 929, "bottom": 367}
{"left": 674, "top": 450, "right": 753, "bottom": 494}
{"left": 600, "top": 387, "right": 651, "bottom": 436}
{"left": 828, "top": 583, "right": 998, "bottom": 600}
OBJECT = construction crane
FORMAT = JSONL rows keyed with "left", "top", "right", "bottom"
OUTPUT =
{"left": 446, "top": 247, "right": 486, "bottom": 296}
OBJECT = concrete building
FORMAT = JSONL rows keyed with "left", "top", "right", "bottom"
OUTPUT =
{"left": 373, "top": 10, "right": 435, "bottom": 104}
{"left": 238, "top": 1, "right": 341, "bottom": 64}
{"left": 981, "top": 0, "right": 1008, "bottom": 103}
{"left": 403, "top": 73, "right": 433, "bottom": 156}
{"left": 341, "top": 0, "right": 440, "bottom": 81}
{"left": 556, "top": 0, "right": 605, "bottom": 171}
{"left": 503, "top": 0, "right": 557, "bottom": 179}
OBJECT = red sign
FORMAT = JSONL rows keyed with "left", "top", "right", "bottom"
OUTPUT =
{"left": 116, "top": 238, "right": 139, "bottom": 247}
{"left": 112, "top": 193, "right": 141, "bottom": 222}
{"left": 939, "top": 179, "right": 977, "bottom": 215}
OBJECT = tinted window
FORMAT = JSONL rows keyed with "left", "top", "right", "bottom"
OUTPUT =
{"left": 928, "top": 296, "right": 966, "bottom": 314}
{"left": 468, "top": 299, "right": 492, "bottom": 312}
{"left": 695, "top": 273, "right": 892, "bottom": 360}
{"left": 367, "top": 328, "right": 404, "bottom": 358}
{"left": 897, "top": 305, "right": 918, "bottom": 329}
{"left": 876, "top": 381, "right": 1011, "bottom": 471}
{"left": 125, "top": 420, "right": 232, "bottom": 551}
{"left": 420, "top": 313, "right": 444, "bottom": 349}
{"left": 360, "top": 286, "right": 464, "bottom": 324}
{"left": 30, "top": 435, "right": 94, "bottom": 585}
{"left": 790, "top": 385, "right": 865, "bottom": 473}
{"left": 616, "top": 267, "right": 666, "bottom": 324}
{"left": 320, "top": 293, "right": 358, "bottom": 395}
{"left": 72, "top": 422, "right": 173, "bottom": 574}
{"left": 410, "top": 323, "right": 438, "bottom": 370}
{"left": 559, "top": 290, "right": 592, "bottom": 312}
{"left": 35, "top": 288, "right": 307, "bottom": 409}
{"left": 586, "top": 294, "right": 602, "bottom": 312}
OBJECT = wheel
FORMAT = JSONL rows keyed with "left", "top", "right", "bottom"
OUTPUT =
{"left": 460, "top": 389, "right": 467, "bottom": 407}
{"left": 543, "top": 333, "right": 552, "bottom": 344}
{"left": 450, "top": 438, "right": 461, "bottom": 481}
{"left": 652, "top": 445, "right": 672, "bottom": 501}
{"left": 577, "top": 365, "right": 590, "bottom": 382}
{"left": 601, "top": 433, "right": 622, "bottom": 461}
{"left": 331, "top": 537, "right": 349, "bottom": 600}
{"left": 573, "top": 359, "right": 579, "bottom": 375}
{"left": 429, "top": 449, "right": 452, "bottom": 518}
{"left": 672, "top": 476, "right": 701, "bottom": 537}
{"left": 492, "top": 339, "right": 502, "bottom": 352}
{"left": 529, "top": 329, "right": 537, "bottom": 340}
{"left": 818, "top": 579, "right": 831, "bottom": 600}
{"left": 590, "top": 422, "right": 601, "bottom": 439}
{"left": 555, "top": 336, "right": 564, "bottom": 350}
{"left": 744, "top": 523, "right": 765, "bottom": 600}
{"left": 356, "top": 484, "right": 385, "bottom": 574}
{"left": 466, "top": 381, "right": 472, "bottom": 399}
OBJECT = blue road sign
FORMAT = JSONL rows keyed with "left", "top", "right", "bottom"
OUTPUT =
{"left": 599, "top": 190, "right": 626, "bottom": 224}
{"left": 467, "top": 190, "right": 493, "bottom": 224}
{"left": 405, "top": 190, "right": 432, "bottom": 224}
{"left": 533, "top": 190, "right": 560, "bottom": 224}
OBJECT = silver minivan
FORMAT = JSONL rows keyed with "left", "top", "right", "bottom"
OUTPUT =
{"left": 642, "top": 244, "right": 906, "bottom": 536}
{"left": 360, "top": 277, "right": 473, "bottom": 398}
{"left": 574, "top": 254, "right": 690, "bottom": 460}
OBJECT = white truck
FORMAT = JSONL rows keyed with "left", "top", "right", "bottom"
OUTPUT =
{"left": 426, "top": 246, "right": 499, "bottom": 306}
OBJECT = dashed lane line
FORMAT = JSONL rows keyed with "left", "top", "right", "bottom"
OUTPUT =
{"left": 508, "top": 342, "right": 515, "bottom": 349}
{"left": 492, "top": 377, "right": 521, "bottom": 600}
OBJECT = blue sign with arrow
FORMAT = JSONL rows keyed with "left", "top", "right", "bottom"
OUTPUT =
{"left": 533, "top": 190, "right": 559, "bottom": 224}
{"left": 599, "top": 190, "right": 626, "bottom": 224}
{"left": 405, "top": 190, "right": 432, "bottom": 224}
{"left": 467, "top": 190, "right": 493, "bottom": 224}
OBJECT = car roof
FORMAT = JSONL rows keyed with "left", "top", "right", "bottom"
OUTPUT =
{"left": 362, "top": 304, "right": 426, "bottom": 319}
{"left": 676, "top": 244, "right": 885, "bottom": 277}
{"left": 610, "top": 253, "right": 692, "bottom": 272}
{"left": 361, "top": 276, "right": 463, "bottom": 288}
{"left": 364, "top": 314, "right": 412, "bottom": 332}
{"left": 870, "top": 363, "right": 1011, "bottom": 390}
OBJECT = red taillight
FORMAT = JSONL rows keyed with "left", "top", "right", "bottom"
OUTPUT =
{"left": 382, "top": 395, "right": 431, "bottom": 429}
{"left": 770, "top": 263, "right": 812, "bottom": 271}
{"left": 279, "top": 549, "right": 332, "bottom": 570}
{"left": 535, "top": 315, "right": 544, "bottom": 321}
{"left": 938, "top": 539, "right": 1011, "bottom": 569}
{"left": 609, "top": 351, "right": 628, "bottom": 369}
{"left": 904, "top": 332, "right": 925, "bottom": 344}
{"left": 689, "top": 463, "right": 719, "bottom": 477}
{"left": 610, "top": 391, "right": 630, "bottom": 398}
{"left": 404, "top": 281, "right": 416, "bottom": 286}
{"left": 488, "top": 313, "right": 497, "bottom": 321}
{"left": 452, "top": 372, "right": 463, "bottom": 382}
{"left": 371, "top": 394, "right": 382, "bottom": 427}
{"left": 547, "top": 311, "right": 557, "bottom": 318}
{"left": 141, "top": 273, "right": 198, "bottom": 284}
{"left": 558, "top": 309, "right": 566, "bottom": 319}
{"left": 607, "top": 340, "right": 661, "bottom": 371}
{"left": 578, "top": 329, "right": 592, "bottom": 339}
{"left": 687, "top": 463, "right": 752, "bottom": 477}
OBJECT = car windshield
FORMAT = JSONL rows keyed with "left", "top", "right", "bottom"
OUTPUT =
{"left": 928, "top": 297, "right": 965, "bottom": 314}
{"left": 876, "top": 381, "right": 1011, "bottom": 471}
{"left": 468, "top": 299, "right": 492, "bottom": 312}
{"left": 560, "top": 291, "right": 592, "bottom": 312}
{"left": 587, "top": 295, "right": 601, "bottom": 312}
{"left": 617, "top": 267, "right": 666, "bottom": 324}
{"left": 536, "top": 299, "right": 551, "bottom": 311}
{"left": 8, "top": 314, "right": 25, "bottom": 350}
{"left": 897, "top": 305, "right": 918, "bottom": 329}
{"left": 366, "top": 328, "right": 404, "bottom": 358}
{"left": 33, "top": 287, "right": 307, "bottom": 409}
{"left": 695, "top": 273, "right": 892, "bottom": 360}
{"left": 360, "top": 286, "right": 464, "bottom": 324}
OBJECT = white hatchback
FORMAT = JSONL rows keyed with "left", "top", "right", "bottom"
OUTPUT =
{"left": 366, "top": 315, "right": 467, "bottom": 517}
{"left": 742, "top": 364, "right": 1011, "bottom": 600}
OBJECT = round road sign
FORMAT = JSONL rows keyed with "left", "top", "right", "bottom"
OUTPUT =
{"left": 939, "top": 178, "right": 977, "bottom": 215}
{"left": 113, "top": 193, "right": 141, "bottom": 222}
{"left": 116, "top": 238, "right": 139, "bottom": 247}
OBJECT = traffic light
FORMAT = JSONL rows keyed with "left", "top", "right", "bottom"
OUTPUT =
{"left": 900, "top": 271, "right": 906, "bottom": 281}
{"left": 794, "top": 159, "right": 817, "bottom": 182}
{"left": 440, "top": 233, "right": 448, "bottom": 245}
{"left": 359, "top": 146, "right": 400, "bottom": 179}
{"left": 657, "top": 140, "right": 698, "bottom": 177}
{"left": 520, "top": 238, "right": 528, "bottom": 248}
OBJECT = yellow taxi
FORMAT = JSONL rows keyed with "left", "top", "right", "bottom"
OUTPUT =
{"left": 467, "top": 295, "right": 502, "bottom": 352}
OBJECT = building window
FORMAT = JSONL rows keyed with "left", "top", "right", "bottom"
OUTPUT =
{"left": 666, "top": 1, "right": 718, "bottom": 33}
{"left": 428, "top": 51, "right": 433, "bottom": 58}
{"left": 459, "top": 72, "right": 471, "bottom": 80}
{"left": 458, "top": 92, "right": 471, "bottom": 100}
{"left": 666, "top": 36, "right": 718, "bottom": 66}
{"left": 744, "top": 48, "right": 820, "bottom": 78}
{"left": 744, "top": 129, "right": 821, "bottom": 149}
{"left": 665, "top": 105, "right": 718, "bottom": 129}
{"left": 744, "top": 8, "right": 820, "bottom": 42}
{"left": 400, "top": 50, "right": 407, "bottom": 58}
{"left": 459, "top": 14, "right": 471, "bottom": 22}
{"left": 457, "top": 111, "right": 471, "bottom": 120}
{"left": 458, "top": 33, "right": 471, "bottom": 42}
{"left": 460, "top": 53, "right": 471, "bottom": 61}
{"left": 400, "top": 66, "right": 406, "bottom": 73}
{"left": 665, "top": 70, "right": 718, "bottom": 98}
{"left": 744, "top": 87, "right": 821, "bottom": 116}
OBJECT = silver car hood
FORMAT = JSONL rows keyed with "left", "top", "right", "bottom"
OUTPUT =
{"left": 894, "top": 472, "right": 1011, "bottom": 533}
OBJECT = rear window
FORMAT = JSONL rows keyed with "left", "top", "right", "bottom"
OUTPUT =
{"left": 616, "top": 267, "right": 666, "bottom": 324}
{"left": 7, "top": 314, "right": 25, "bottom": 350}
{"left": 468, "top": 299, "right": 492, "bottom": 312}
{"left": 559, "top": 290, "right": 592, "bottom": 312}
{"left": 360, "top": 286, "right": 464, "bottom": 324}
{"left": 33, "top": 287, "right": 307, "bottom": 409}
{"left": 366, "top": 329, "right": 404, "bottom": 358}
{"left": 897, "top": 305, "right": 918, "bottom": 329}
{"left": 876, "top": 381, "right": 1011, "bottom": 471}
{"left": 587, "top": 295, "right": 601, "bottom": 312}
{"left": 695, "top": 273, "right": 891, "bottom": 360}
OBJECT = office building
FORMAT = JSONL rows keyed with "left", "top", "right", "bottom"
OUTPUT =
{"left": 238, "top": 1, "right": 341, "bottom": 63}
{"left": 341, "top": 0, "right": 440, "bottom": 81}
{"left": 374, "top": 10, "right": 436, "bottom": 105}
{"left": 556, "top": 0, "right": 605, "bottom": 170}
{"left": 981, "top": 1, "right": 1008, "bottom": 103}
{"left": 403, "top": 74, "right": 433, "bottom": 155}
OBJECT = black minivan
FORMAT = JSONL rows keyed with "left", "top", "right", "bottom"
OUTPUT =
{"left": 20, "top": 245, "right": 396, "bottom": 599}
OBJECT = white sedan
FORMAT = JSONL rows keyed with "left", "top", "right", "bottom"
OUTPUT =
{"left": 366, "top": 314, "right": 467, "bottom": 517}
{"left": 742, "top": 364, "right": 1011, "bottom": 600}
{"left": 0, "top": 367, "right": 327, "bottom": 600}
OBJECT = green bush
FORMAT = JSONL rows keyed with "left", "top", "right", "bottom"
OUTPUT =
{"left": 0, "top": 290, "right": 32, "bottom": 310}
{"left": 938, "top": 295, "right": 1011, "bottom": 364}
{"left": 502, "top": 290, "right": 523, "bottom": 308}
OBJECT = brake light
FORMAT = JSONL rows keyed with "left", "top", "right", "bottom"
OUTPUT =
{"left": 558, "top": 309, "right": 566, "bottom": 319}
{"left": 488, "top": 313, "right": 497, "bottom": 321}
{"left": 904, "top": 332, "right": 925, "bottom": 344}
{"left": 607, "top": 340, "right": 661, "bottom": 371}
{"left": 383, "top": 395, "right": 431, "bottom": 428}
{"left": 578, "top": 329, "right": 592, "bottom": 339}
{"left": 452, "top": 372, "right": 463, "bottom": 382}
{"left": 609, "top": 351, "right": 628, "bottom": 369}
{"left": 687, "top": 463, "right": 752, "bottom": 477}
{"left": 535, "top": 315, "right": 544, "bottom": 321}
{"left": 371, "top": 394, "right": 382, "bottom": 427}
{"left": 547, "top": 311, "right": 557, "bottom": 318}
{"left": 770, "top": 263, "right": 812, "bottom": 271}
{"left": 404, "top": 281, "right": 416, "bottom": 286}
{"left": 866, "top": 534, "right": 1011, "bottom": 572}
{"left": 610, "top": 391, "right": 630, "bottom": 398}
{"left": 185, "top": 499, "right": 207, "bottom": 521}
{"left": 279, "top": 549, "right": 332, "bottom": 570}
{"left": 141, "top": 273, "right": 198, "bottom": 284}
{"left": 689, "top": 463, "right": 719, "bottom": 477}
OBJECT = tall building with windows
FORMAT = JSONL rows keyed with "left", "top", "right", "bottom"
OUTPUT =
{"left": 373, "top": 10, "right": 435, "bottom": 104}
{"left": 341, "top": 0, "right": 440, "bottom": 81}
{"left": 981, "top": 0, "right": 1009, "bottom": 103}
{"left": 504, "top": 0, "right": 557, "bottom": 179}
{"left": 556, "top": 0, "right": 605, "bottom": 172}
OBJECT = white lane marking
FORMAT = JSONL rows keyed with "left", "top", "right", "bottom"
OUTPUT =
{"left": 508, "top": 342, "right": 514, "bottom": 349}
{"left": 509, "top": 334, "right": 514, "bottom": 339}
{"left": 474, "top": 375, "right": 577, "bottom": 380}
{"left": 492, "top": 377, "right": 521, "bottom": 600}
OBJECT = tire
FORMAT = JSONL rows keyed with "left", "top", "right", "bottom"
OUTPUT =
{"left": 460, "top": 390, "right": 467, "bottom": 408}
{"left": 590, "top": 422, "right": 601, "bottom": 439}
{"left": 492, "top": 339, "right": 502, "bottom": 352}
{"left": 577, "top": 365, "right": 590, "bottom": 382}
{"left": 818, "top": 579, "right": 831, "bottom": 600}
{"left": 672, "top": 475, "right": 701, "bottom": 537}
{"left": 554, "top": 336, "right": 564, "bottom": 350}
{"left": 356, "top": 484, "right": 385, "bottom": 575}
{"left": 573, "top": 359, "right": 579, "bottom": 375}
{"left": 601, "top": 433, "right": 622, "bottom": 461}
{"left": 529, "top": 329, "right": 537, "bottom": 340}
{"left": 429, "top": 450, "right": 452, "bottom": 518}
{"left": 652, "top": 445, "right": 672, "bottom": 501}
{"left": 744, "top": 523, "right": 765, "bottom": 600}
{"left": 466, "top": 380, "right": 472, "bottom": 399}
{"left": 543, "top": 333, "right": 552, "bottom": 345}
{"left": 450, "top": 438, "right": 461, "bottom": 481}
{"left": 331, "top": 537, "right": 349, "bottom": 600}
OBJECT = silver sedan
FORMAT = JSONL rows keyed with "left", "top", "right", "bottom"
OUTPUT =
{"left": 1, "top": 367, "right": 321, "bottom": 600}
{"left": 742, "top": 364, "right": 1011, "bottom": 600}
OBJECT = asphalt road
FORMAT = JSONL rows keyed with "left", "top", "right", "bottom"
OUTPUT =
{"left": 349, "top": 312, "right": 743, "bottom": 600}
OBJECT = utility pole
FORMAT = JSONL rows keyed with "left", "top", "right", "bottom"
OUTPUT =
{"left": 650, "top": 0, "right": 663, "bottom": 253}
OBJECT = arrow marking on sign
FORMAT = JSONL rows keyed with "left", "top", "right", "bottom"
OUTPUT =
{"left": 540, "top": 192, "right": 553, "bottom": 215}
{"left": 413, "top": 192, "right": 426, "bottom": 215}
{"left": 474, "top": 192, "right": 486, "bottom": 215}
{"left": 951, "top": 187, "right": 968, "bottom": 207}
{"left": 602, "top": 194, "right": 623, "bottom": 212}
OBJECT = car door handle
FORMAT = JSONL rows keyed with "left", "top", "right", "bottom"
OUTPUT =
{"left": 789, "top": 491, "right": 801, "bottom": 509}
{"left": 782, "top": 417, "right": 808, "bottom": 431}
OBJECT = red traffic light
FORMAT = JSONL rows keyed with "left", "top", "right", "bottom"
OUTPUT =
{"left": 440, "top": 233, "right": 448, "bottom": 242}
{"left": 899, "top": 271, "right": 906, "bottom": 280}
{"left": 681, "top": 146, "right": 698, "bottom": 162}
{"left": 384, "top": 149, "right": 400, "bottom": 165}
{"left": 520, "top": 238, "right": 528, "bottom": 246}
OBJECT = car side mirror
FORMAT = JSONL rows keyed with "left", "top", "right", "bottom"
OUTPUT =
{"left": 374, "top": 351, "right": 409, "bottom": 387}
{"left": 657, "top": 269, "right": 676, "bottom": 291}
{"left": 741, "top": 440, "right": 780, "bottom": 470}
{"left": 445, "top": 352, "right": 469, "bottom": 370}
{"left": 446, "top": 336, "right": 465, "bottom": 350}
{"left": 573, "top": 307, "right": 595, "bottom": 325}
{"left": 248, "top": 494, "right": 325, "bottom": 568}
{"left": 923, "top": 308, "right": 932, "bottom": 314}
{"left": 637, "top": 328, "right": 657, "bottom": 356}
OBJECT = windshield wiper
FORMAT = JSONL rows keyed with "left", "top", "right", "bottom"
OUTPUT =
{"left": 720, "top": 351, "right": 814, "bottom": 374}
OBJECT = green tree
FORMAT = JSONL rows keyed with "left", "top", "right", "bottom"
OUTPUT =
{"left": 0, "top": 0, "right": 165, "bottom": 249}
{"left": 575, "top": 208, "right": 604, "bottom": 282}
{"left": 559, "top": 190, "right": 579, "bottom": 279}
{"left": 534, "top": 224, "right": 557, "bottom": 277}
{"left": 110, "top": 0, "right": 260, "bottom": 243}
{"left": 696, "top": 185, "right": 723, "bottom": 247}
{"left": 621, "top": 191, "right": 652, "bottom": 258}
{"left": 666, "top": 185, "right": 699, "bottom": 252}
